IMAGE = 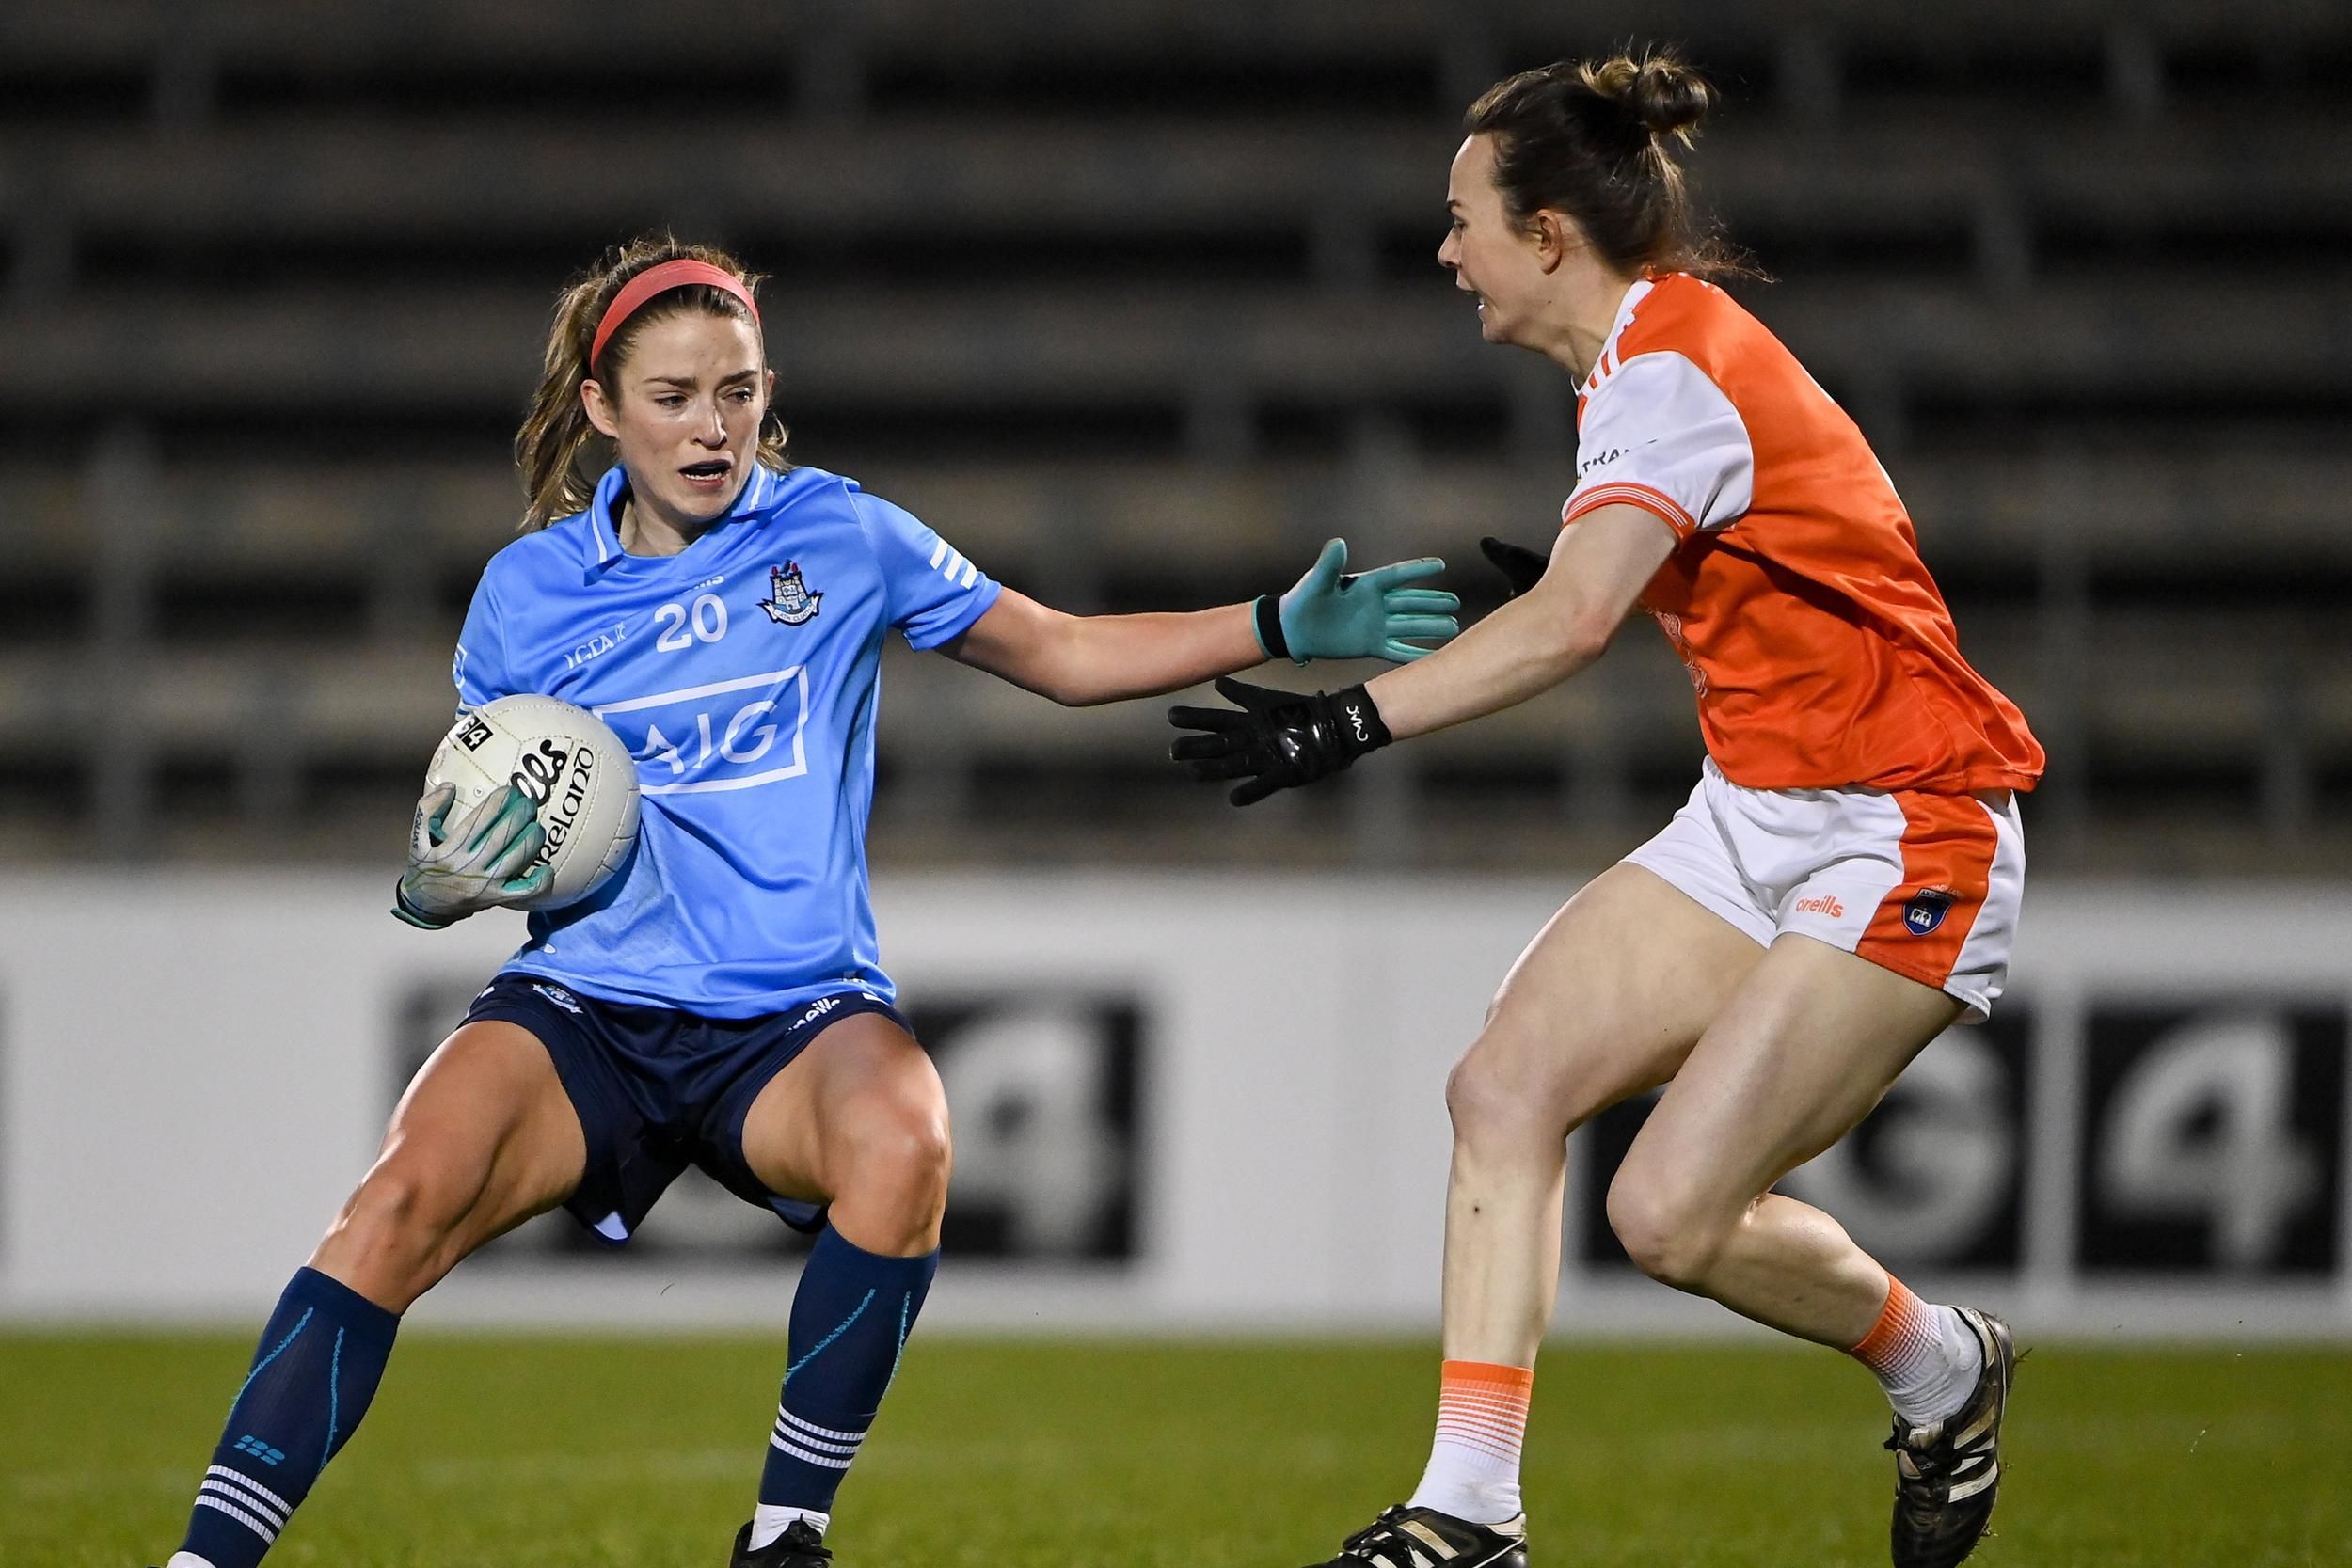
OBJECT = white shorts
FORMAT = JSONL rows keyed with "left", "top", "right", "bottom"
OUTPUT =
{"left": 1623, "top": 759, "right": 2027, "bottom": 1022}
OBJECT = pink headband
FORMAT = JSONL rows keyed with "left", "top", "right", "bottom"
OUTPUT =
{"left": 589, "top": 260, "right": 761, "bottom": 368}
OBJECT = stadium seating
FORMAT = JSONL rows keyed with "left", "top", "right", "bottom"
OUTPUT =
{"left": 4, "top": 0, "right": 2348, "bottom": 868}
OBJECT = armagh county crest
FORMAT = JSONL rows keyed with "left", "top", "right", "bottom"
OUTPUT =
{"left": 1903, "top": 887, "right": 1957, "bottom": 936}
{"left": 761, "top": 562, "right": 821, "bottom": 626}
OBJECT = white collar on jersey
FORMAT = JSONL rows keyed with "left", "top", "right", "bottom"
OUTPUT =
{"left": 581, "top": 462, "right": 784, "bottom": 575}
{"left": 1579, "top": 276, "right": 1660, "bottom": 397}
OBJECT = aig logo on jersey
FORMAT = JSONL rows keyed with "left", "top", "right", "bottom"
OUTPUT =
{"left": 594, "top": 667, "right": 812, "bottom": 797}
{"left": 760, "top": 562, "right": 821, "bottom": 626}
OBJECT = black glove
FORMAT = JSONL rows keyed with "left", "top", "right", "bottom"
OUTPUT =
{"left": 1479, "top": 535, "right": 1549, "bottom": 598}
{"left": 1168, "top": 676, "right": 1392, "bottom": 806}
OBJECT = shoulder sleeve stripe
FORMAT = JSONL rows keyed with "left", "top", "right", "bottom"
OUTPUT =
{"left": 1564, "top": 481, "right": 1701, "bottom": 540}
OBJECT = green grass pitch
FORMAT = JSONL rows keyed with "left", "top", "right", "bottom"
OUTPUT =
{"left": 7, "top": 1333, "right": 2347, "bottom": 1567}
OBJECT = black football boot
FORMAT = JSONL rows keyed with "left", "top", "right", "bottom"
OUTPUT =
{"left": 1887, "top": 1307, "right": 2016, "bottom": 1568}
{"left": 729, "top": 1518, "right": 833, "bottom": 1567}
{"left": 1303, "top": 1503, "right": 1528, "bottom": 1567}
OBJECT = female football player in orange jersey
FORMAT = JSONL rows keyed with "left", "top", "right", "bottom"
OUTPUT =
{"left": 1172, "top": 50, "right": 2041, "bottom": 1568}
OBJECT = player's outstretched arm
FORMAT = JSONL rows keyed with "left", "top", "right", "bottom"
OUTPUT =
{"left": 1168, "top": 503, "right": 1675, "bottom": 804}
{"left": 392, "top": 783, "right": 551, "bottom": 928}
{"left": 1363, "top": 502, "right": 1674, "bottom": 739}
{"left": 943, "top": 539, "right": 1460, "bottom": 706}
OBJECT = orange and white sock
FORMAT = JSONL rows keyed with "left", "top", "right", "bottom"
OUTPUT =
{"left": 1848, "top": 1276, "right": 1982, "bottom": 1426}
{"left": 1406, "top": 1359, "right": 1533, "bottom": 1526}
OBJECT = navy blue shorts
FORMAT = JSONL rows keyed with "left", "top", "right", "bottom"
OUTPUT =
{"left": 462, "top": 974, "right": 908, "bottom": 1243}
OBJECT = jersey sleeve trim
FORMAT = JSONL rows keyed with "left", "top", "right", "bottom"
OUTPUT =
{"left": 1564, "top": 482, "right": 1702, "bottom": 541}
{"left": 1564, "top": 346, "right": 1754, "bottom": 539}
{"left": 900, "top": 577, "right": 1003, "bottom": 652}
{"left": 848, "top": 483, "right": 1006, "bottom": 651}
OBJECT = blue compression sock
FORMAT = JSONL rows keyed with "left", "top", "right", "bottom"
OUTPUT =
{"left": 758, "top": 1229, "right": 938, "bottom": 1519}
{"left": 178, "top": 1267, "right": 400, "bottom": 1568}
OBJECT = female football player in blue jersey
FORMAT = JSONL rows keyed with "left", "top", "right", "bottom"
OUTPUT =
{"left": 155, "top": 236, "right": 1459, "bottom": 1568}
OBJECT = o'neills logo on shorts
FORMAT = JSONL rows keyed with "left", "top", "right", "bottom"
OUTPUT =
{"left": 1795, "top": 894, "right": 1846, "bottom": 919}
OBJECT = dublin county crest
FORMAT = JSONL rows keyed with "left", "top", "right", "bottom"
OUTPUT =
{"left": 760, "top": 562, "right": 822, "bottom": 626}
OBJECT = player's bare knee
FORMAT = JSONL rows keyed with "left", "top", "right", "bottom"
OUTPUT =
{"left": 1446, "top": 1028, "right": 1589, "bottom": 1148}
{"left": 329, "top": 1159, "right": 473, "bottom": 1262}
{"left": 835, "top": 1088, "right": 952, "bottom": 1219}
{"left": 1604, "top": 1168, "right": 1726, "bottom": 1291}
{"left": 1445, "top": 1049, "right": 1524, "bottom": 1144}
{"left": 877, "top": 1107, "right": 952, "bottom": 1214}
{"left": 309, "top": 1164, "right": 475, "bottom": 1306}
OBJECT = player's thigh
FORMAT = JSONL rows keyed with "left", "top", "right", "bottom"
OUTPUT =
{"left": 1455, "top": 862, "right": 1769, "bottom": 1132}
{"left": 1615, "top": 933, "right": 1966, "bottom": 1221}
{"left": 736, "top": 1011, "right": 948, "bottom": 1203}
{"left": 320, "top": 1020, "right": 587, "bottom": 1259}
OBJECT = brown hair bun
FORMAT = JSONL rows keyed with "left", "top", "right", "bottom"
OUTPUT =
{"left": 1465, "top": 47, "right": 1755, "bottom": 280}
{"left": 1577, "top": 51, "right": 1713, "bottom": 143}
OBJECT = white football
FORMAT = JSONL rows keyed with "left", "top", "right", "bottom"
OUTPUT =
{"left": 423, "top": 694, "right": 641, "bottom": 911}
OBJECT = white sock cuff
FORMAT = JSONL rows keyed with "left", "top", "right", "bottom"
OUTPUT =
{"left": 750, "top": 1504, "right": 831, "bottom": 1551}
{"left": 1883, "top": 1305, "right": 1985, "bottom": 1426}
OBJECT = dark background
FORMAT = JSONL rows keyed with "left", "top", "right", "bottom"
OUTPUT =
{"left": 5, "top": 0, "right": 2349, "bottom": 876}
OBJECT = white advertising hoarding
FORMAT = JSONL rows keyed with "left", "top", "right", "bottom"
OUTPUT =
{"left": 1, "top": 873, "right": 2345, "bottom": 1337}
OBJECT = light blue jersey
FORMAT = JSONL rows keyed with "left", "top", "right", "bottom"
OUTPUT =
{"left": 453, "top": 462, "right": 1001, "bottom": 1018}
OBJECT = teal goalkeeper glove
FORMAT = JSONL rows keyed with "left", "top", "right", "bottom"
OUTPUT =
{"left": 392, "top": 783, "right": 551, "bottom": 929}
{"left": 1253, "top": 538, "right": 1460, "bottom": 665}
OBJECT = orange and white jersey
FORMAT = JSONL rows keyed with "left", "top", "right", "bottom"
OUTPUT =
{"left": 1564, "top": 273, "right": 2044, "bottom": 795}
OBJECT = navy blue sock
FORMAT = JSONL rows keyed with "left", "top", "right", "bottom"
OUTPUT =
{"left": 759, "top": 1228, "right": 938, "bottom": 1517}
{"left": 179, "top": 1267, "right": 400, "bottom": 1568}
